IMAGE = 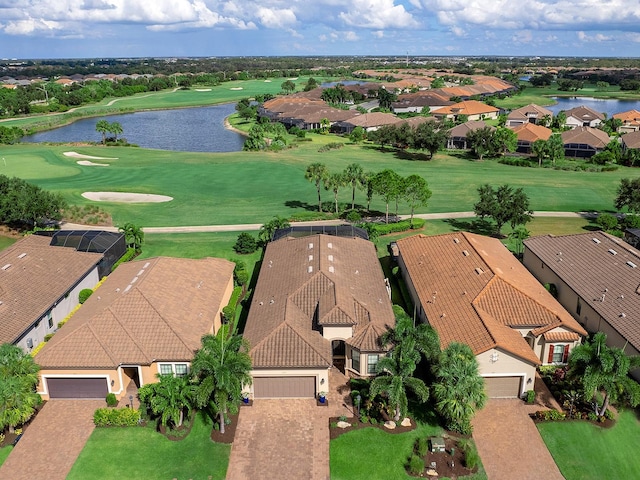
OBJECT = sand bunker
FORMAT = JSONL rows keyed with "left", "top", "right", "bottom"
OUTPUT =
{"left": 230, "top": 87, "right": 243, "bottom": 90}
{"left": 264, "top": 80, "right": 271, "bottom": 82}
{"left": 64, "top": 151, "right": 117, "bottom": 160}
{"left": 77, "top": 160, "right": 109, "bottom": 167}
{"left": 195, "top": 88, "right": 212, "bottom": 92}
{"left": 82, "top": 192, "right": 173, "bottom": 203}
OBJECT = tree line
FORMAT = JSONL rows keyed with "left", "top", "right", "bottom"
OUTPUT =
{"left": 0, "top": 175, "right": 66, "bottom": 228}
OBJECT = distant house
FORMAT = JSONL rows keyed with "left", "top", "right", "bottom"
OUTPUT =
{"left": 333, "top": 112, "right": 399, "bottom": 134}
{"left": 621, "top": 130, "right": 640, "bottom": 152}
{"left": 523, "top": 232, "right": 640, "bottom": 381}
{"left": 391, "top": 92, "right": 454, "bottom": 114}
{"left": 563, "top": 105, "right": 605, "bottom": 129}
{"left": 243, "top": 234, "right": 395, "bottom": 399}
{"left": 506, "top": 104, "right": 553, "bottom": 127}
{"left": 433, "top": 100, "right": 500, "bottom": 122}
{"left": 0, "top": 234, "right": 111, "bottom": 353}
{"left": 447, "top": 120, "right": 493, "bottom": 149}
{"left": 396, "top": 233, "right": 586, "bottom": 398}
{"left": 511, "top": 123, "right": 553, "bottom": 154}
{"left": 615, "top": 110, "right": 640, "bottom": 134}
{"left": 36, "top": 257, "right": 235, "bottom": 400}
{"left": 561, "top": 126, "right": 610, "bottom": 158}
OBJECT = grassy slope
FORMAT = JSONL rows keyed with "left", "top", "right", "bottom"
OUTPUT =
{"left": 0, "top": 236, "right": 16, "bottom": 252}
{"left": 0, "top": 446, "right": 12, "bottom": 467}
{"left": 538, "top": 409, "right": 640, "bottom": 480}
{"left": 67, "top": 413, "right": 230, "bottom": 480}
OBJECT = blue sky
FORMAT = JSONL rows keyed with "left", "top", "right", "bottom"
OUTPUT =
{"left": 1, "top": 0, "right": 640, "bottom": 59}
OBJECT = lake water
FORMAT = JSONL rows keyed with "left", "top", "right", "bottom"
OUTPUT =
{"left": 22, "top": 103, "right": 246, "bottom": 153}
{"left": 546, "top": 97, "right": 640, "bottom": 117}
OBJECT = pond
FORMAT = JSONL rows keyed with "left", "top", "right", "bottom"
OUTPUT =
{"left": 21, "top": 103, "right": 245, "bottom": 153}
{"left": 546, "top": 97, "right": 640, "bottom": 117}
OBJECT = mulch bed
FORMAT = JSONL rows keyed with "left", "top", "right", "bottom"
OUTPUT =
{"left": 329, "top": 416, "right": 416, "bottom": 440}
{"left": 210, "top": 412, "right": 239, "bottom": 444}
{"left": 157, "top": 413, "right": 197, "bottom": 441}
{"left": 407, "top": 434, "right": 478, "bottom": 479}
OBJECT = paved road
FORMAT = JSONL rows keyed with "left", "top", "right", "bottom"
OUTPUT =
{"left": 61, "top": 211, "right": 597, "bottom": 234}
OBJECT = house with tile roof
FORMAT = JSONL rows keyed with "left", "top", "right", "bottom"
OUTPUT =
{"left": 614, "top": 109, "right": 640, "bottom": 134}
{"left": 35, "top": 256, "right": 234, "bottom": 400}
{"left": 243, "top": 234, "right": 394, "bottom": 399}
{"left": 0, "top": 235, "right": 104, "bottom": 353}
{"left": 561, "top": 126, "right": 610, "bottom": 158}
{"left": 396, "top": 232, "right": 586, "bottom": 398}
{"left": 523, "top": 232, "right": 640, "bottom": 381}
{"left": 333, "top": 112, "right": 400, "bottom": 134}
{"left": 621, "top": 130, "right": 640, "bottom": 151}
{"left": 511, "top": 123, "right": 553, "bottom": 154}
{"left": 563, "top": 105, "right": 605, "bottom": 129}
{"left": 506, "top": 104, "right": 553, "bottom": 127}
{"left": 391, "top": 91, "right": 454, "bottom": 114}
{"left": 447, "top": 120, "right": 493, "bottom": 149}
{"left": 433, "top": 100, "right": 500, "bottom": 122}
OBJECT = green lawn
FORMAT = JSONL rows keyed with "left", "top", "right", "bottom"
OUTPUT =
{"left": 0, "top": 235, "right": 16, "bottom": 252}
{"left": 330, "top": 419, "right": 486, "bottom": 480}
{"left": 0, "top": 445, "right": 13, "bottom": 467}
{"left": 67, "top": 413, "right": 230, "bottom": 480}
{"left": 538, "top": 409, "right": 640, "bottom": 480}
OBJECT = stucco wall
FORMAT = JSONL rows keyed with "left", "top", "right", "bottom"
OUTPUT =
{"left": 477, "top": 348, "right": 537, "bottom": 395}
{"left": 323, "top": 326, "right": 354, "bottom": 341}
{"left": 213, "top": 275, "right": 235, "bottom": 334}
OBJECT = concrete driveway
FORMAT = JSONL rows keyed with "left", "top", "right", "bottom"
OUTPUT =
{"left": 472, "top": 399, "right": 564, "bottom": 480}
{"left": 0, "top": 399, "right": 103, "bottom": 480}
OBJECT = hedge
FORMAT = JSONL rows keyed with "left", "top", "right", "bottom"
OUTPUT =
{"left": 94, "top": 407, "right": 140, "bottom": 427}
{"left": 111, "top": 247, "right": 137, "bottom": 271}
{"left": 370, "top": 218, "right": 425, "bottom": 236}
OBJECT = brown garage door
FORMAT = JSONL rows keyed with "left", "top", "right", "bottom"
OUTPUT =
{"left": 47, "top": 378, "right": 109, "bottom": 399}
{"left": 254, "top": 376, "right": 315, "bottom": 398}
{"left": 484, "top": 376, "right": 521, "bottom": 398}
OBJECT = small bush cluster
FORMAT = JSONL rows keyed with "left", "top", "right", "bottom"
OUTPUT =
{"left": 78, "top": 288, "right": 93, "bottom": 304}
{"left": 63, "top": 204, "right": 111, "bottom": 225}
{"left": 361, "top": 218, "right": 426, "bottom": 237}
{"left": 233, "top": 260, "right": 249, "bottom": 286}
{"left": 317, "top": 142, "right": 343, "bottom": 152}
{"left": 93, "top": 407, "right": 140, "bottom": 427}
{"left": 525, "top": 389, "right": 536, "bottom": 404}
{"left": 534, "top": 410, "right": 567, "bottom": 421}
{"left": 105, "top": 393, "right": 118, "bottom": 407}
{"left": 233, "top": 232, "right": 258, "bottom": 254}
{"left": 111, "top": 247, "right": 137, "bottom": 271}
{"left": 415, "top": 437, "right": 428, "bottom": 457}
{"left": 408, "top": 454, "right": 425, "bottom": 475}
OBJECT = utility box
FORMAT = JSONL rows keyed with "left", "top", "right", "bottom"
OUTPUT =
{"left": 429, "top": 436, "right": 445, "bottom": 453}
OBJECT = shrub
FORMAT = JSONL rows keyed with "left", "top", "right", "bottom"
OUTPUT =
{"left": 105, "top": 393, "right": 118, "bottom": 407}
{"left": 359, "top": 415, "right": 369, "bottom": 423}
{"left": 526, "top": 390, "right": 536, "bottom": 404}
{"left": 79, "top": 288, "right": 93, "bottom": 304}
{"left": 44, "top": 333, "right": 54, "bottom": 342}
{"left": 345, "top": 210, "right": 362, "bottom": 223}
{"left": 408, "top": 454, "right": 425, "bottom": 475}
{"left": 587, "top": 412, "right": 598, "bottom": 421}
{"left": 416, "top": 437, "right": 428, "bottom": 457}
{"left": 111, "top": 247, "right": 137, "bottom": 271}
{"left": 93, "top": 407, "right": 140, "bottom": 427}
{"left": 222, "top": 305, "right": 235, "bottom": 323}
{"left": 233, "top": 232, "right": 258, "bottom": 254}
{"left": 462, "top": 441, "right": 480, "bottom": 470}
{"left": 338, "top": 415, "right": 347, "bottom": 422}
{"left": 604, "top": 409, "right": 615, "bottom": 420}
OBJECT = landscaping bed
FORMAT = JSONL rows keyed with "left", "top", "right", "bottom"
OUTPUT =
{"left": 210, "top": 411, "right": 239, "bottom": 444}
{"left": 406, "top": 434, "right": 478, "bottom": 479}
{"left": 329, "top": 415, "right": 416, "bottom": 440}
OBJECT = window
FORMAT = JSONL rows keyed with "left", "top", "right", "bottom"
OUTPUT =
{"left": 351, "top": 349, "right": 360, "bottom": 373}
{"left": 553, "top": 345, "right": 567, "bottom": 363}
{"left": 367, "top": 355, "right": 379, "bottom": 375}
{"left": 159, "top": 364, "right": 173, "bottom": 375}
{"left": 159, "top": 363, "right": 189, "bottom": 377}
{"left": 48, "top": 317, "right": 53, "bottom": 329}
{"left": 174, "top": 364, "right": 188, "bottom": 377}
{"left": 576, "top": 298, "right": 582, "bottom": 316}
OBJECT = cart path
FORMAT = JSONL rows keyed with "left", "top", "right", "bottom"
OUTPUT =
{"left": 61, "top": 211, "right": 597, "bottom": 234}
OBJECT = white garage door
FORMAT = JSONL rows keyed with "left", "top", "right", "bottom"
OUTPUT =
{"left": 254, "top": 376, "right": 316, "bottom": 398}
{"left": 484, "top": 376, "right": 521, "bottom": 398}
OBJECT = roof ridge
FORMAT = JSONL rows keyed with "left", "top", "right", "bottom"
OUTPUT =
{"left": 87, "top": 309, "right": 127, "bottom": 366}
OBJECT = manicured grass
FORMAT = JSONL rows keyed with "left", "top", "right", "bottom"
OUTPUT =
{"left": 0, "top": 446, "right": 13, "bottom": 467}
{"left": 0, "top": 235, "right": 17, "bottom": 252}
{"left": 67, "top": 413, "right": 230, "bottom": 480}
{"left": 2, "top": 141, "right": 638, "bottom": 228}
{"left": 538, "top": 409, "right": 640, "bottom": 480}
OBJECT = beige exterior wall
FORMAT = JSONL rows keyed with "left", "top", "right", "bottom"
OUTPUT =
{"left": 38, "top": 368, "right": 116, "bottom": 400}
{"left": 247, "top": 368, "right": 329, "bottom": 399}
{"left": 477, "top": 348, "right": 537, "bottom": 396}
{"left": 346, "top": 348, "right": 385, "bottom": 378}
{"left": 323, "top": 326, "right": 354, "bottom": 341}
{"left": 214, "top": 276, "right": 235, "bottom": 334}
{"left": 17, "top": 266, "right": 100, "bottom": 353}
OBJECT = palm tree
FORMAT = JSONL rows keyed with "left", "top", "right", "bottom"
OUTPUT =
{"left": 304, "top": 163, "right": 328, "bottom": 212}
{"left": 118, "top": 222, "right": 144, "bottom": 252}
{"left": 192, "top": 327, "right": 252, "bottom": 434}
{"left": 343, "top": 163, "right": 366, "bottom": 210}
{"left": 324, "top": 172, "right": 346, "bottom": 215}
{"left": 432, "top": 342, "right": 487, "bottom": 434}
{"left": 568, "top": 332, "right": 640, "bottom": 417}
{"left": 95, "top": 119, "right": 110, "bottom": 145}
{"left": 139, "top": 374, "right": 194, "bottom": 428}
{"left": 381, "top": 306, "right": 440, "bottom": 367}
{"left": 109, "top": 121, "right": 123, "bottom": 142}
{"left": 0, "top": 344, "right": 41, "bottom": 433}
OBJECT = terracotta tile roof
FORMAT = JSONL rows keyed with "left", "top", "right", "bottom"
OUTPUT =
{"left": 524, "top": 232, "right": 640, "bottom": 351}
{"left": 397, "top": 232, "right": 586, "bottom": 364}
{"left": 0, "top": 235, "right": 103, "bottom": 345}
{"left": 244, "top": 235, "right": 394, "bottom": 368}
{"left": 622, "top": 130, "right": 640, "bottom": 149}
{"left": 436, "top": 100, "right": 500, "bottom": 117}
{"left": 511, "top": 123, "right": 553, "bottom": 143}
{"left": 544, "top": 330, "right": 580, "bottom": 342}
{"left": 561, "top": 126, "right": 610, "bottom": 148}
{"left": 35, "top": 257, "right": 234, "bottom": 368}
{"left": 613, "top": 109, "right": 640, "bottom": 124}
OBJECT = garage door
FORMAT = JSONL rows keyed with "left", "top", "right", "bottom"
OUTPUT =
{"left": 484, "top": 376, "right": 521, "bottom": 398}
{"left": 47, "top": 378, "right": 109, "bottom": 399}
{"left": 254, "top": 376, "right": 315, "bottom": 398}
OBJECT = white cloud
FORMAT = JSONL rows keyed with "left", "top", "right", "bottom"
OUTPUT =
{"left": 338, "top": 0, "right": 419, "bottom": 29}
{"left": 256, "top": 7, "right": 297, "bottom": 29}
{"left": 577, "top": 31, "right": 613, "bottom": 42}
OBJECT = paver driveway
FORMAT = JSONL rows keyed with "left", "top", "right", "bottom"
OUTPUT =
{"left": 0, "top": 399, "right": 103, "bottom": 480}
{"left": 227, "top": 370, "right": 351, "bottom": 480}
{"left": 472, "top": 399, "right": 564, "bottom": 480}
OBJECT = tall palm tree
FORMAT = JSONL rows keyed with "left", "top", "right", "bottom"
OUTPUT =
{"left": 343, "top": 163, "right": 366, "bottom": 210}
{"left": 192, "top": 327, "right": 252, "bottom": 434}
{"left": 432, "top": 342, "right": 487, "bottom": 434}
{"left": 381, "top": 306, "right": 440, "bottom": 367}
{"left": 109, "top": 121, "right": 123, "bottom": 142}
{"left": 305, "top": 163, "right": 328, "bottom": 212}
{"left": 324, "top": 172, "right": 346, "bottom": 215}
{"left": 118, "top": 222, "right": 144, "bottom": 252}
{"left": 0, "top": 344, "right": 41, "bottom": 433}
{"left": 95, "top": 119, "right": 110, "bottom": 145}
{"left": 568, "top": 332, "right": 640, "bottom": 417}
{"left": 139, "top": 374, "right": 194, "bottom": 428}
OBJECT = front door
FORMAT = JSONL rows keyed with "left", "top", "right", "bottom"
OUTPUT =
{"left": 332, "top": 340, "right": 346, "bottom": 372}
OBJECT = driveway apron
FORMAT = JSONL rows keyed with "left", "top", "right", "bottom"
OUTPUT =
{"left": 0, "top": 399, "right": 103, "bottom": 480}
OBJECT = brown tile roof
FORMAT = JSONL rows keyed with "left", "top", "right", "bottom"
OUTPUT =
{"left": 0, "top": 235, "right": 103, "bottom": 345}
{"left": 35, "top": 257, "right": 234, "bottom": 368}
{"left": 622, "top": 130, "right": 640, "bottom": 149}
{"left": 524, "top": 232, "right": 640, "bottom": 351}
{"left": 343, "top": 112, "right": 399, "bottom": 128}
{"left": 394, "top": 116, "right": 438, "bottom": 128}
{"left": 448, "top": 120, "right": 492, "bottom": 138}
{"left": 397, "top": 232, "right": 586, "bottom": 364}
{"left": 561, "top": 126, "right": 610, "bottom": 148}
{"left": 244, "top": 235, "right": 394, "bottom": 368}
{"left": 565, "top": 105, "right": 605, "bottom": 122}
{"left": 507, "top": 104, "right": 553, "bottom": 122}
{"left": 511, "top": 123, "right": 553, "bottom": 143}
